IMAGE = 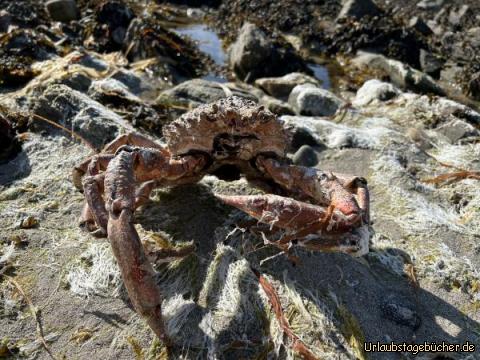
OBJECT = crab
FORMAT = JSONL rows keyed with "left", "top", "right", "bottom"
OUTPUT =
{"left": 73, "top": 96, "right": 370, "bottom": 344}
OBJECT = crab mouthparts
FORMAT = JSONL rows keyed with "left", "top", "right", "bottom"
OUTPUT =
{"left": 213, "top": 133, "right": 258, "bottom": 157}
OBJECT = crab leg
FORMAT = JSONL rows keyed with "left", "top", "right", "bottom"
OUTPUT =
{"left": 256, "top": 156, "right": 369, "bottom": 227}
{"left": 215, "top": 194, "right": 329, "bottom": 231}
{"left": 76, "top": 133, "right": 165, "bottom": 233}
{"left": 73, "top": 132, "right": 163, "bottom": 191}
{"left": 216, "top": 194, "right": 365, "bottom": 253}
{"left": 103, "top": 146, "right": 205, "bottom": 344}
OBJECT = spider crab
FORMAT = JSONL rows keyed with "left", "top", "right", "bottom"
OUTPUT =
{"left": 73, "top": 96, "right": 370, "bottom": 344}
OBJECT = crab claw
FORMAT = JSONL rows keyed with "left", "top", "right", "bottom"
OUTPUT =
{"left": 215, "top": 194, "right": 329, "bottom": 231}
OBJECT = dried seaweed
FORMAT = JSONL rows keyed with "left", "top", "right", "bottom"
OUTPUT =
{"left": 422, "top": 160, "right": 480, "bottom": 186}
{"left": 252, "top": 268, "right": 319, "bottom": 360}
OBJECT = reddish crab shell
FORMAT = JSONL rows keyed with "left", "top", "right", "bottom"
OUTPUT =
{"left": 163, "top": 97, "right": 289, "bottom": 162}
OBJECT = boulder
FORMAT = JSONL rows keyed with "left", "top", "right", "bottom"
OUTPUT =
{"left": 259, "top": 96, "right": 294, "bottom": 116}
{"left": 416, "top": 0, "right": 444, "bottom": 11}
{"left": 353, "top": 79, "right": 401, "bottom": 107}
{"left": 408, "top": 16, "right": 433, "bottom": 36}
{"left": 228, "top": 23, "right": 308, "bottom": 82}
{"left": 45, "top": 0, "right": 79, "bottom": 22}
{"left": 254, "top": 72, "right": 320, "bottom": 99}
{"left": 292, "top": 145, "right": 318, "bottom": 167}
{"left": 467, "top": 72, "right": 480, "bottom": 100}
{"left": 32, "top": 84, "right": 132, "bottom": 149}
{"left": 337, "top": 0, "right": 381, "bottom": 20}
{"left": 288, "top": 84, "right": 344, "bottom": 116}
{"left": 353, "top": 52, "right": 445, "bottom": 95}
{"left": 419, "top": 49, "right": 444, "bottom": 78}
{"left": 436, "top": 119, "right": 479, "bottom": 143}
{"left": 448, "top": 5, "right": 471, "bottom": 26}
{"left": 156, "top": 79, "right": 258, "bottom": 109}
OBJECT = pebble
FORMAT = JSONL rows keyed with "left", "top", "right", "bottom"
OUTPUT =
{"left": 381, "top": 294, "right": 421, "bottom": 330}
{"left": 292, "top": 145, "right": 319, "bottom": 167}
{"left": 45, "top": 0, "right": 79, "bottom": 22}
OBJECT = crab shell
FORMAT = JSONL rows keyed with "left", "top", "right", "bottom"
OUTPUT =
{"left": 163, "top": 97, "right": 288, "bottom": 171}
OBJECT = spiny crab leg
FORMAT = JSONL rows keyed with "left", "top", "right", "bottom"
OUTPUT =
{"left": 216, "top": 194, "right": 365, "bottom": 254}
{"left": 76, "top": 132, "right": 165, "bottom": 234}
{"left": 256, "top": 156, "right": 369, "bottom": 227}
{"left": 216, "top": 194, "right": 330, "bottom": 231}
{"left": 103, "top": 146, "right": 206, "bottom": 344}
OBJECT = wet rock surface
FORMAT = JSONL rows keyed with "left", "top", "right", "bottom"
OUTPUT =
{"left": 228, "top": 23, "right": 310, "bottom": 82}
{"left": 0, "top": 0, "right": 479, "bottom": 359}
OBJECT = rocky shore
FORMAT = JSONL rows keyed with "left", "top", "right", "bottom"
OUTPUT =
{"left": 0, "top": 0, "right": 479, "bottom": 359}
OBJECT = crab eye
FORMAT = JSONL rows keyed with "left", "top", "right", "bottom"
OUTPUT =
{"left": 318, "top": 173, "right": 328, "bottom": 181}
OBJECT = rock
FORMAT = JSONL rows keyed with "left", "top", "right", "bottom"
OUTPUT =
{"left": 353, "top": 52, "right": 445, "bottom": 96}
{"left": 436, "top": 119, "right": 479, "bottom": 143}
{"left": 337, "top": 0, "right": 381, "bottom": 20}
{"left": 254, "top": 72, "right": 320, "bottom": 99}
{"left": 406, "top": 127, "right": 433, "bottom": 150}
{"left": 0, "top": 115, "right": 20, "bottom": 164}
{"left": 111, "top": 69, "right": 145, "bottom": 95}
{"left": 290, "top": 127, "right": 324, "bottom": 151}
{"left": 448, "top": 5, "right": 470, "bottom": 26}
{"left": 157, "top": 79, "right": 258, "bottom": 109}
{"left": 353, "top": 80, "right": 401, "bottom": 107}
{"left": 228, "top": 22, "right": 308, "bottom": 82}
{"left": 92, "top": 0, "right": 135, "bottom": 50}
{"left": 381, "top": 294, "right": 421, "bottom": 330}
{"left": 292, "top": 145, "right": 318, "bottom": 167}
{"left": 416, "top": 0, "right": 444, "bottom": 11}
{"left": 467, "top": 72, "right": 480, "bottom": 101}
{"left": 288, "top": 84, "right": 344, "bottom": 117}
{"left": 32, "top": 84, "right": 132, "bottom": 149}
{"left": 45, "top": 0, "right": 79, "bottom": 22}
{"left": 89, "top": 78, "right": 142, "bottom": 104}
{"left": 58, "top": 73, "right": 92, "bottom": 93}
{"left": 0, "top": 10, "right": 12, "bottom": 32}
{"left": 408, "top": 16, "right": 433, "bottom": 36}
{"left": 419, "top": 49, "right": 444, "bottom": 78}
{"left": 18, "top": 215, "right": 39, "bottom": 229}
{"left": 260, "top": 96, "right": 294, "bottom": 116}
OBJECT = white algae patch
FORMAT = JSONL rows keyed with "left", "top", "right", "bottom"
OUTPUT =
{"left": 66, "top": 242, "right": 122, "bottom": 297}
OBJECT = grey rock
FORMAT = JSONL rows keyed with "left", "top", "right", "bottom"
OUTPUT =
{"left": 353, "top": 79, "right": 401, "bottom": 107}
{"left": 260, "top": 95, "right": 294, "bottom": 116}
{"left": 290, "top": 127, "right": 324, "bottom": 151}
{"left": 111, "top": 70, "right": 145, "bottom": 95}
{"left": 408, "top": 16, "right": 433, "bottom": 36}
{"left": 426, "top": 20, "right": 444, "bottom": 36}
{"left": 229, "top": 23, "right": 272, "bottom": 82}
{"left": 228, "top": 23, "right": 307, "bottom": 82}
{"left": 448, "top": 5, "right": 470, "bottom": 26}
{"left": 156, "top": 79, "right": 258, "bottom": 109}
{"left": 337, "top": 0, "right": 381, "bottom": 20}
{"left": 88, "top": 78, "right": 141, "bottom": 104}
{"left": 467, "top": 72, "right": 480, "bottom": 101}
{"left": 353, "top": 52, "right": 445, "bottom": 96}
{"left": 58, "top": 73, "right": 92, "bottom": 93}
{"left": 416, "top": 0, "right": 444, "bottom": 11}
{"left": 288, "top": 84, "right": 345, "bottom": 116}
{"left": 381, "top": 294, "right": 421, "bottom": 330}
{"left": 45, "top": 0, "right": 79, "bottom": 22}
{"left": 0, "top": 10, "right": 12, "bottom": 33}
{"left": 292, "top": 145, "right": 318, "bottom": 167}
{"left": 419, "top": 49, "right": 444, "bottom": 78}
{"left": 32, "top": 84, "right": 131, "bottom": 149}
{"left": 436, "top": 119, "right": 479, "bottom": 143}
{"left": 255, "top": 72, "right": 320, "bottom": 99}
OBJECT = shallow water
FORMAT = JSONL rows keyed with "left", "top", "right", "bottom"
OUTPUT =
{"left": 172, "top": 22, "right": 333, "bottom": 89}
{"left": 172, "top": 23, "right": 227, "bottom": 66}
{"left": 308, "top": 63, "right": 331, "bottom": 89}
